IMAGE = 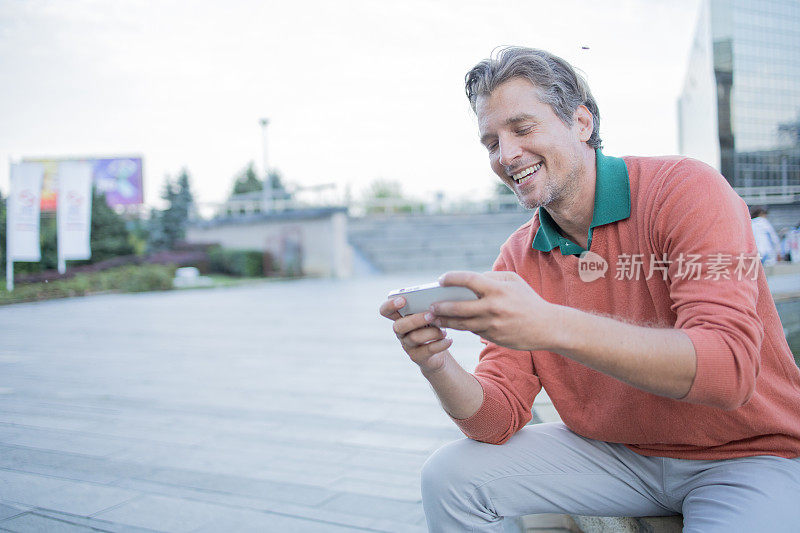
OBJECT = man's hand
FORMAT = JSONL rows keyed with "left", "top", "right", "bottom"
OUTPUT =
{"left": 379, "top": 296, "right": 453, "bottom": 375}
{"left": 431, "top": 271, "right": 556, "bottom": 351}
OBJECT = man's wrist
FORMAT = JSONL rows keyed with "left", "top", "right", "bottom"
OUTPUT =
{"left": 419, "top": 350, "right": 450, "bottom": 379}
{"left": 530, "top": 302, "right": 570, "bottom": 352}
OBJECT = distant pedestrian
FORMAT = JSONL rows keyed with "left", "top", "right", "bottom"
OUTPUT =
{"left": 783, "top": 221, "right": 800, "bottom": 263}
{"left": 750, "top": 206, "right": 780, "bottom": 265}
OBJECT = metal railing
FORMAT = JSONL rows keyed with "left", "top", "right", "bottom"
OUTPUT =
{"left": 734, "top": 185, "right": 800, "bottom": 205}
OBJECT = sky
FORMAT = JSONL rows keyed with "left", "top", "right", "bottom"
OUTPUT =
{"left": 0, "top": 0, "right": 702, "bottom": 212}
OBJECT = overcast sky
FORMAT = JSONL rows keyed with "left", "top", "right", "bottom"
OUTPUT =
{"left": 0, "top": 0, "right": 701, "bottom": 210}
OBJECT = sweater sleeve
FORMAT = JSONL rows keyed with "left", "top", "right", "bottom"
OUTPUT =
{"left": 651, "top": 158, "right": 764, "bottom": 410}
{"left": 449, "top": 254, "right": 542, "bottom": 444}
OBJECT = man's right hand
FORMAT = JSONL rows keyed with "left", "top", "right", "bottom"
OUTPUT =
{"left": 379, "top": 296, "right": 453, "bottom": 375}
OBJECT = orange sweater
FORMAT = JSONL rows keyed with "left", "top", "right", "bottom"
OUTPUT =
{"left": 453, "top": 156, "right": 800, "bottom": 459}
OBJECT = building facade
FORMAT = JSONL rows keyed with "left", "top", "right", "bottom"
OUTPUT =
{"left": 678, "top": 0, "right": 800, "bottom": 213}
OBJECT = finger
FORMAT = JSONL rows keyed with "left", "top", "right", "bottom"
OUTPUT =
{"left": 392, "top": 311, "right": 434, "bottom": 336}
{"left": 407, "top": 337, "right": 453, "bottom": 361}
{"left": 430, "top": 298, "right": 485, "bottom": 318}
{"left": 434, "top": 316, "right": 485, "bottom": 333}
{"left": 379, "top": 296, "right": 406, "bottom": 320}
{"left": 438, "top": 271, "right": 493, "bottom": 297}
{"left": 402, "top": 326, "right": 445, "bottom": 348}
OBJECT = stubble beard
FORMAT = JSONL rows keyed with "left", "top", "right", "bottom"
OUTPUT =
{"left": 514, "top": 160, "right": 581, "bottom": 212}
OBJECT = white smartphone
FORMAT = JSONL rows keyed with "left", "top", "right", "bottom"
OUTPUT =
{"left": 387, "top": 282, "right": 478, "bottom": 316}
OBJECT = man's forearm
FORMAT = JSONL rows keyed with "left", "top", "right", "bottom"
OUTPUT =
{"left": 547, "top": 305, "right": 697, "bottom": 399}
{"left": 421, "top": 350, "right": 484, "bottom": 419}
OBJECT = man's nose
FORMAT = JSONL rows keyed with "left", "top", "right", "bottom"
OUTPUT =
{"left": 498, "top": 137, "right": 523, "bottom": 167}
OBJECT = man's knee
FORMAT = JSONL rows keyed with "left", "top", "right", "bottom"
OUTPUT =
{"left": 422, "top": 439, "right": 467, "bottom": 496}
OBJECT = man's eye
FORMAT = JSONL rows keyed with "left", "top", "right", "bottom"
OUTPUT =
{"left": 516, "top": 127, "right": 533, "bottom": 135}
{"left": 486, "top": 142, "right": 498, "bottom": 152}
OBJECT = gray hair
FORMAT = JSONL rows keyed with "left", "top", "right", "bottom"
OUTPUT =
{"left": 465, "top": 47, "right": 602, "bottom": 149}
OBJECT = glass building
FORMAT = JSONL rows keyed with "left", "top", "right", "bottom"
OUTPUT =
{"left": 678, "top": 0, "right": 800, "bottom": 211}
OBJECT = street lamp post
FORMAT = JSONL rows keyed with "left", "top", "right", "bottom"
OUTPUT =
{"left": 259, "top": 118, "right": 272, "bottom": 213}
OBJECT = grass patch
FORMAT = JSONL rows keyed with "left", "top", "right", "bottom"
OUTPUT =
{"left": 0, "top": 264, "right": 176, "bottom": 305}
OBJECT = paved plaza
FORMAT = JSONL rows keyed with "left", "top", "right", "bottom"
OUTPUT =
{"left": 0, "top": 274, "right": 540, "bottom": 532}
{"left": 2, "top": 271, "right": 797, "bottom": 532}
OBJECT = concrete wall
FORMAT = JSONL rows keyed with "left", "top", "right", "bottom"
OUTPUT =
{"left": 186, "top": 208, "right": 351, "bottom": 278}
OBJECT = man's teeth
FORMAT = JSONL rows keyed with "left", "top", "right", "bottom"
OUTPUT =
{"left": 512, "top": 163, "right": 542, "bottom": 182}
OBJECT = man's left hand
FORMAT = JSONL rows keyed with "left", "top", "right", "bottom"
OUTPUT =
{"left": 431, "top": 271, "right": 556, "bottom": 351}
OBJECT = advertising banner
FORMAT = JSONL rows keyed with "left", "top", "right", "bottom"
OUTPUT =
{"left": 57, "top": 160, "right": 93, "bottom": 261}
{"left": 7, "top": 162, "right": 44, "bottom": 262}
{"left": 28, "top": 156, "right": 143, "bottom": 211}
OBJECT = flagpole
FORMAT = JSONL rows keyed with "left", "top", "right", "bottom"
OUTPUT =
{"left": 6, "top": 159, "right": 13, "bottom": 291}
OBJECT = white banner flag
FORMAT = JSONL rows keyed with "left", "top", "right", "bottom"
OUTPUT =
{"left": 57, "top": 161, "right": 93, "bottom": 261}
{"left": 7, "top": 162, "right": 44, "bottom": 262}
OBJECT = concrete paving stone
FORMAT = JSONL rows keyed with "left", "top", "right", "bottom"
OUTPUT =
{"left": 189, "top": 508, "right": 365, "bottom": 533}
{"left": 336, "top": 430, "right": 443, "bottom": 454}
{"left": 248, "top": 466, "right": 345, "bottom": 488}
{"left": 339, "top": 449, "right": 429, "bottom": 473}
{"left": 54, "top": 456, "right": 156, "bottom": 484}
{"left": 337, "top": 467, "right": 422, "bottom": 486}
{"left": 257, "top": 456, "right": 350, "bottom": 478}
{"left": 92, "top": 495, "right": 231, "bottom": 533}
{"left": 33, "top": 510, "right": 163, "bottom": 533}
{"left": 106, "top": 441, "right": 201, "bottom": 466}
{"left": 0, "top": 504, "right": 26, "bottom": 521}
{"left": 142, "top": 467, "right": 336, "bottom": 505}
{"left": 0, "top": 512, "right": 98, "bottom": 532}
{"left": 363, "top": 420, "right": 464, "bottom": 442}
{"left": 330, "top": 477, "right": 421, "bottom": 502}
{"left": 319, "top": 492, "right": 426, "bottom": 525}
{"left": 0, "top": 462, "right": 120, "bottom": 486}
{"left": 0, "top": 444, "right": 71, "bottom": 468}
{"left": 0, "top": 470, "right": 71, "bottom": 504}
{"left": 111, "top": 478, "right": 420, "bottom": 532}
{"left": 0, "top": 426, "right": 128, "bottom": 458}
{"left": 27, "top": 481, "right": 139, "bottom": 516}
{"left": 0, "top": 446, "right": 141, "bottom": 485}
{"left": 0, "top": 412, "right": 97, "bottom": 433}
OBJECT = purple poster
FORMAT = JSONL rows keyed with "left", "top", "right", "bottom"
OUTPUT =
{"left": 92, "top": 157, "right": 143, "bottom": 206}
{"left": 28, "top": 156, "right": 144, "bottom": 211}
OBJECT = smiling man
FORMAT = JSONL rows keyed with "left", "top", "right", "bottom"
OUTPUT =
{"left": 379, "top": 47, "right": 800, "bottom": 532}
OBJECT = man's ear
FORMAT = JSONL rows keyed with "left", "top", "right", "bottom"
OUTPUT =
{"left": 574, "top": 105, "right": 593, "bottom": 143}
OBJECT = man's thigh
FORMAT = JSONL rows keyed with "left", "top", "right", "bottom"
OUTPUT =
{"left": 422, "top": 422, "right": 676, "bottom": 520}
{"left": 678, "top": 455, "right": 800, "bottom": 533}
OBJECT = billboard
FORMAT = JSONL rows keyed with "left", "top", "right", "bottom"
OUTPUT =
{"left": 24, "top": 156, "right": 144, "bottom": 211}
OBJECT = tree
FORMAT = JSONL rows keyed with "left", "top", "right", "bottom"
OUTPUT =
{"left": 363, "top": 179, "right": 422, "bottom": 214}
{"left": 267, "top": 170, "right": 291, "bottom": 201}
{"left": 147, "top": 169, "right": 195, "bottom": 252}
{"left": 87, "top": 190, "right": 134, "bottom": 262}
{"left": 229, "top": 163, "right": 291, "bottom": 201}
{"left": 231, "top": 162, "right": 263, "bottom": 196}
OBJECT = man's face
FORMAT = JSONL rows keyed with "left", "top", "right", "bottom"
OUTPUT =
{"left": 476, "top": 77, "right": 589, "bottom": 210}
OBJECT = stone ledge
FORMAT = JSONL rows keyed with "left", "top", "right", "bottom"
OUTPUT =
{"left": 571, "top": 515, "right": 682, "bottom": 533}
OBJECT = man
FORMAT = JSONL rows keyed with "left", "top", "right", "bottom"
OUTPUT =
{"left": 750, "top": 205, "right": 781, "bottom": 265}
{"left": 379, "top": 47, "right": 800, "bottom": 532}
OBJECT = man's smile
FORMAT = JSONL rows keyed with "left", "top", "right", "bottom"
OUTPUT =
{"left": 511, "top": 162, "right": 542, "bottom": 185}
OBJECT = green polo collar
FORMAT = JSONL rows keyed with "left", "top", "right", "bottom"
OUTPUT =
{"left": 532, "top": 149, "right": 631, "bottom": 256}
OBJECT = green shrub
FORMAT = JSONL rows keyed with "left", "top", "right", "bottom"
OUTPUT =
{"left": 208, "top": 248, "right": 265, "bottom": 277}
{"left": 0, "top": 264, "right": 176, "bottom": 305}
